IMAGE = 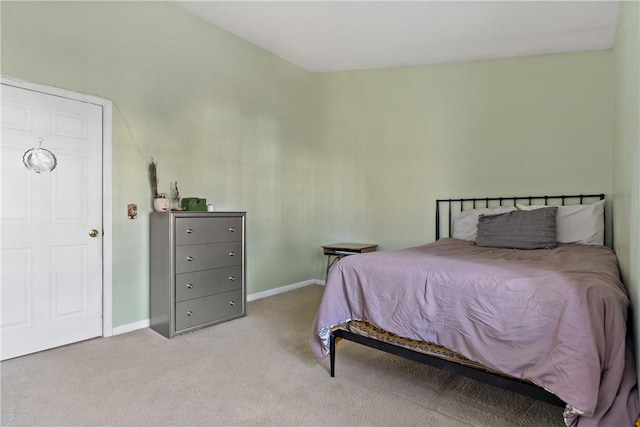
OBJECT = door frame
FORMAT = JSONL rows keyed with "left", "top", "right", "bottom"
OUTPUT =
{"left": 2, "top": 75, "right": 114, "bottom": 337}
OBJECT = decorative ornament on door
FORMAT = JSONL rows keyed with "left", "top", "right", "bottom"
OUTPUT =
{"left": 23, "top": 137, "right": 57, "bottom": 173}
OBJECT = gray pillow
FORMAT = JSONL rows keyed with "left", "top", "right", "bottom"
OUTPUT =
{"left": 475, "top": 206, "right": 558, "bottom": 249}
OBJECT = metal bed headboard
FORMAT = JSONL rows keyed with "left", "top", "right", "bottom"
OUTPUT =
{"left": 436, "top": 193, "right": 605, "bottom": 240}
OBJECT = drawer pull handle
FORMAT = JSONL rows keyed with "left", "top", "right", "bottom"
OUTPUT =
{"left": 186, "top": 229, "right": 193, "bottom": 234}
{"left": 186, "top": 283, "right": 193, "bottom": 289}
{"left": 229, "top": 252, "right": 235, "bottom": 257}
{"left": 229, "top": 276, "right": 236, "bottom": 281}
{"left": 187, "top": 311, "right": 193, "bottom": 316}
{"left": 229, "top": 227, "right": 236, "bottom": 232}
{"left": 186, "top": 256, "right": 193, "bottom": 262}
{"left": 229, "top": 301, "right": 235, "bottom": 306}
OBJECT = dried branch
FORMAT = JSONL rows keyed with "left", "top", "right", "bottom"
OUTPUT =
{"left": 172, "top": 182, "right": 180, "bottom": 203}
{"left": 148, "top": 158, "right": 158, "bottom": 198}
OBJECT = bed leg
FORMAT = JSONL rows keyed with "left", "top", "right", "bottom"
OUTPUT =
{"left": 330, "top": 332, "right": 336, "bottom": 377}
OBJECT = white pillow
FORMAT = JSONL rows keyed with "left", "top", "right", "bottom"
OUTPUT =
{"left": 452, "top": 205, "right": 518, "bottom": 241}
{"left": 515, "top": 199, "right": 605, "bottom": 245}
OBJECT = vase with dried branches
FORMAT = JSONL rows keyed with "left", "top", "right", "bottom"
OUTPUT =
{"left": 148, "top": 159, "right": 168, "bottom": 212}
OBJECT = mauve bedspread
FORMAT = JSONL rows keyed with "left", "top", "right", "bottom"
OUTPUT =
{"left": 309, "top": 238, "right": 639, "bottom": 426}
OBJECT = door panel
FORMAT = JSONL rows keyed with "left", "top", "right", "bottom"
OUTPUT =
{"left": 2, "top": 141, "right": 32, "bottom": 222}
{"left": 51, "top": 151, "right": 86, "bottom": 221}
{"left": 1, "top": 249, "right": 32, "bottom": 328}
{"left": 1, "top": 84, "right": 103, "bottom": 360}
{"left": 50, "top": 245, "right": 86, "bottom": 318}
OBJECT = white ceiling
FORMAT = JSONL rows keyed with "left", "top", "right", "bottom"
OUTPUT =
{"left": 171, "top": 1, "right": 620, "bottom": 73}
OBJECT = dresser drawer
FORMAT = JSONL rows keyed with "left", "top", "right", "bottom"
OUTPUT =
{"left": 175, "top": 241, "right": 242, "bottom": 274}
{"left": 175, "top": 289, "right": 243, "bottom": 331}
{"left": 175, "top": 266, "right": 242, "bottom": 302}
{"left": 175, "top": 217, "right": 242, "bottom": 246}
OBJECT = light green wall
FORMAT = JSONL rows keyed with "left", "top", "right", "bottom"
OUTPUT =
{"left": 1, "top": 1, "right": 317, "bottom": 327}
{"left": 1, "top": 1, "right": 619, "bottom": 329}
{"left": 313, "top": 52, "right": 613, "bottom": 277}
{"left": 613, "top": 1, "right": 640, "bottom": 379}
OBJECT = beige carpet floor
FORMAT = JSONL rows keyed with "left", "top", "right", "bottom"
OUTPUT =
{"left": 1, "top": 284, "right": 564, "bottom": 426}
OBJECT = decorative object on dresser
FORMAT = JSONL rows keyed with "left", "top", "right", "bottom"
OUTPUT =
{"left": 150, "top": 211, "right": 246, "bottom": 338}
{"left": 170, "top": 182, "right": 183, "bottom": 211}
{"left": 181, "top": 197, "right": 207, "bottom": 211}
{"left": 153, "top": 193, "right": 169, "bottom": 212}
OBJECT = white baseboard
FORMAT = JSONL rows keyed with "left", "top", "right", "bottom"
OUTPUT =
{"left": 110, "top": 279, "right": 323, "bottom": 336}
{"left": 246, "top": 278, "right": 323, "bottom": 302}
{"left": 112, "top": 319, "right": 150, "bottom": 336}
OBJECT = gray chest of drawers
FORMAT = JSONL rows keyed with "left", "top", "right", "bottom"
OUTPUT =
{"left": 150, "top": 211, "right": 246, "bottom": 338}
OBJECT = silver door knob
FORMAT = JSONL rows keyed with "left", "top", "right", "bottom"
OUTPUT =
{"left": 89, "top": 229, "right": 100, "bottom": 238}
{"left": 187, "top": 311, "right": 193, "bottom": 316}
{"left": 186, "top": 256, "right": 193, "bottom": 261}
{"left": 229, "top": 227, "right": 236, "bottom": 232}
{"left": 229, "top": 301, "right": 235, "bottom": 306}
{"left": 186, "top": 229, "right": 193, "bottom": 234}
{"left": 229, "top": 252, "right": 235, "bottom": 257}
{"left": 186, "top": 283, "right": 193, "bottom": 289}
{"left": 229, "top": 276, "right": 236, "bottom": 281}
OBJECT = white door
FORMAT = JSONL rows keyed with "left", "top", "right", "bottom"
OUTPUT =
{"left": 1, "top": 84, "right": 103, "bottom": 360}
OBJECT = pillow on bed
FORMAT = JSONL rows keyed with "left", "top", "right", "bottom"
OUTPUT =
{"left": 516, "top": 199, "right": 605, "bottom": 245}
{"left": 475, "top": 207, "right": 558, "bottom": 249}
{"left": 452, "top": 206, "right": 517, "bottom": 241}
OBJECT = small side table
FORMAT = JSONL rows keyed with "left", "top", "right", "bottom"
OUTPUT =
{"left": 322, "top": 243, "right": 378, "bottom": 280}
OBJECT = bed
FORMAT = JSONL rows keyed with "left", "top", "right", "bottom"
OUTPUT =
{"left": 309, "top": 194, "right": 639, "bottom": 427}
